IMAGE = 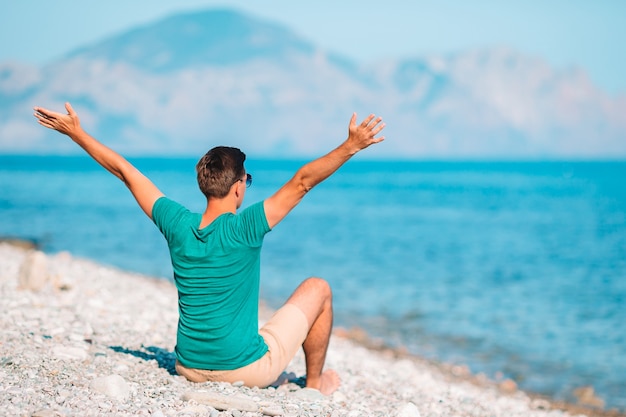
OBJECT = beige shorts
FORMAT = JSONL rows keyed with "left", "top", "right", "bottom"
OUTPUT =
{"left": 175, "top": 303, "right": 309, "bottom": 388}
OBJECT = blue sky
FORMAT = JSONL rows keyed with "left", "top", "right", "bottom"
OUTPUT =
{"left": 1, "top": 0, "right": 625, "bottom": 94}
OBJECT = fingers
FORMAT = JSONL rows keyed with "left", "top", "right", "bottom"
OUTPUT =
{"left": 33, "top": 108, "right": 51, "bottom": 124}
{"left": 34, "top": 107, "right": 52, "bottom": 119}
{"left": 33, "top": 106, "right": 63, "bottom": 131}
{"left": 350, "top": 112, "right": 357, "bottom": 128}
{"left": 34, "top": 106, "right": 65, "bottom": 121}
{"left": 65, "top": 102, "right": 75, "bottom": 116}
{"left": 360, "top": 114, "right": 376, "bottom": 127}
{"left": 372, "top": 120, "right": 386, "bottom": 136}
{"left": 34, "top": 113, "right": 54, "bottom": 129}
{"left": 359, "top": 114, "right": 385, "bottom": 139}
{"left": 35, "top": 117, "right": 52, "bottom": 129}
{"left": 359, "top": 114, "right": 384, "bottom": 130}
{"left": 33, "top": 102, "right": 74, "bottom": 120}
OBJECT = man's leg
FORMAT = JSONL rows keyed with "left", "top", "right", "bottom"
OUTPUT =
{"left": 285, "top": 277, "right": 340, "bottom": 395}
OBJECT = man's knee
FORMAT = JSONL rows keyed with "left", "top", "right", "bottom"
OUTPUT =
{"left": 287, "top": 277, "right": 332, "bottom": 323}
{"left": 302, "top": 277, "right": 332, "bottom": 302}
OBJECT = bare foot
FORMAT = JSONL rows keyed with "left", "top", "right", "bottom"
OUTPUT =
{"left": 317, "top": 369, "right": 341, "bottom": 395}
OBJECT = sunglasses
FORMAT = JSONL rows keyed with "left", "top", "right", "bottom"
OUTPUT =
{"left": 242, "top": 173, "right": 252, "bottom": 188}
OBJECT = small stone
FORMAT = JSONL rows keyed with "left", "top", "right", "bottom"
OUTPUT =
{"left": 499, "top": 378, "right": 517, "bottom": 394}
{"left": 56, "top": 389, "right": 71, "bottom": 398}
{"left": 181, "top": 405, "right": 210, "bottom": 414}
{"left": 530, "top": 398, "right": 552, "bottom": 410}
{"left": 31, "top": 409, "right": 63, "bottom": 417}
{"left": 151, "top": 408, "right": 165, "bottom": 417}
{"left": 114, "top": 363, "right": 130, "bottom": 373}
{"left": 332, "top": 391, "right": 348, "bottom": 404}
{"left": 292, "top": 387, "right": 325, "bottom": 401}
{"left": 396, "top": 402, "right": 421, "bottom": 417}
{"left": 182, "top": 391, "right": 258, "bottom": 412}
{"left": 309, "top": 403, "right": 322, "bottom": 412}
{"left": 284, "top": 403, "right": 300, "bottom": 413}
{"left": 260, "top": 404, "right": 285, "bottom": 416}
{"left": 98, "top": 401, "right": 113, "bottom": 410}
{"left": 573, "top": 386, "right": 605, "bottom": 409}
{"left": 18, "top": 250, "right": 48, "bottom": 291}
{"left": 451, "top": 365, "right": 470, "bottom": 377}
{"left": 51, "top": 345, "right": 88, "bottom": 361}
{"left": 90, "top": 374, "right": 131, "bottom": 400}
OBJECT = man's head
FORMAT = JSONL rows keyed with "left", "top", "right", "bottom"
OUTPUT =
{"left": 196, "top": 146, "right": 246, "bottom": 199}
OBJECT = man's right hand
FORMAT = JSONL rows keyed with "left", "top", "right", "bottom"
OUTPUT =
{"left": 264, "top": 112, "right": 385, "bottom": 229}
{"left": 344, "top": 113, "right": 386, "bottom": 155}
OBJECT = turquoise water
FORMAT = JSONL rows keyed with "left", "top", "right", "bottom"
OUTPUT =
{"left": 1, "top": 156, "right": 625, "bottom": 409}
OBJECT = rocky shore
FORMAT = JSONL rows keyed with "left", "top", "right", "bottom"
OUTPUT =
{"left": 0, "top": 242, "right": 619, "bottom": 417}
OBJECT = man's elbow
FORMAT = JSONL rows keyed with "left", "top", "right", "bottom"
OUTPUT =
{"left": 294, "top": 171, "right": 315, "bottom": 195}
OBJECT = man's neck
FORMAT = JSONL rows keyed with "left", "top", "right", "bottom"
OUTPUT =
{"left": 199, "top": 198, "right": 237, "bottom": 229}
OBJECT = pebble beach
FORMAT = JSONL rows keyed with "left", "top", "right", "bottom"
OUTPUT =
{"left": 0, "top": 241, "right": 620, "bottom": 417}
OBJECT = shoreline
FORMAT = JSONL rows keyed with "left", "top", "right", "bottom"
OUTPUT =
{"left": 1, "top": 241, "right": 622, "bottom": 417}
{"left": 332, "top": 328, "right": 622, "bottom": 417}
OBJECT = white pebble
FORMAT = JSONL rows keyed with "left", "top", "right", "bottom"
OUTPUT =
{"left": 90, "top": 374, "right": 131, "bottom": 400}
{"left": 17, "top": 250, "right": 48, "bottom": 291}
{"left": 396, "top": 402, "right": 421, "bottom": 417}
{"left": 51, "top": 345, "right": 88, "bottom": 361}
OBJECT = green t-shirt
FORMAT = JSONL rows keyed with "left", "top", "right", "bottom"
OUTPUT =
{"left": 152, "top": 197, "right": 272, "bottom": 370}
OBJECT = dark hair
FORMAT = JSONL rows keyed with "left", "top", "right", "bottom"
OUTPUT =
{"left": 196, "top": 146, "right": 246, "bottom": 199}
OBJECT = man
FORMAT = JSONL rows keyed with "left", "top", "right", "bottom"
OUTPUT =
{"left": 34, "top": 102, "right": 385, "bottom": 395}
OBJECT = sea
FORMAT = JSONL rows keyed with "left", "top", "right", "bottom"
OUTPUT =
{"left": 1, "top": 155, "right": 625, "bottom": 410}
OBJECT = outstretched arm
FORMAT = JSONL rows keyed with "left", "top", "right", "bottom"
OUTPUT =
{"left": 264, "top": 113, "right": 385, "bottom": 228}
{"left": 34, "top": 102, "right": 164, "bottom": 219}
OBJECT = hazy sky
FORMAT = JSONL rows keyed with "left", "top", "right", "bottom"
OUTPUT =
{"left": 1, "top": 0, "right": 625, "bottom": 94}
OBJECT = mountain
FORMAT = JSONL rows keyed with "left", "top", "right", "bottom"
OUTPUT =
{"left": 68, "top": 9, "right": 334, "bottom": 71}
{"left": 1, "top": 8, "right": 624, "bottom": 158}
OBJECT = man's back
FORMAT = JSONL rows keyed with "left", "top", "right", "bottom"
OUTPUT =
{"left": 152, "top": 196, "right": 271, "bottom": 370}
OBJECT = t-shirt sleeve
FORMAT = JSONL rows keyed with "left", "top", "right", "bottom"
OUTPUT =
{"left": 152, "top": 196, "right": 190, "bottom": 241}
{"left": 236, "top": 200, "right": 271, "bottom": 247}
